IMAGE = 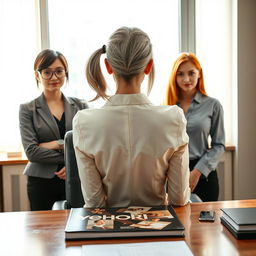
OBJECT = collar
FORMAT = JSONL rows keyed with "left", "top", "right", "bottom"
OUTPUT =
{"left": 177, "top": 91, "right": 204, "bottom": 106}
{"left": 193, "top": 91, "right": 204, "bottom": 104}
{"left": 104, "top": 93, "right": 152, "bottom": 106}
{"left": 35, "top": 93, "right": 73, "bottom": 108}
{"left": 35, "top": 93, "right": 46, "bottom": 108}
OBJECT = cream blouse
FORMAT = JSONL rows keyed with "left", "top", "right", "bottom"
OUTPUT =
{"left": 73, "top": 93, "right": 190, "bottom": 208}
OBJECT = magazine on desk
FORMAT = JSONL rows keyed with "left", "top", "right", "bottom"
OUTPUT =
{"left": 65, "top": 205, "right": 185, "bottom": 240}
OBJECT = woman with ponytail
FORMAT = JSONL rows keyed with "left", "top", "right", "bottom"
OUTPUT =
{"left": 73, "top": 27, "right": 190, "bottom": 208}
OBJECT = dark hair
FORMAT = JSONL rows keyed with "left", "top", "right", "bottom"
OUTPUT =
{"left": 34, "top": 49, "right": 69, "bottom": 86}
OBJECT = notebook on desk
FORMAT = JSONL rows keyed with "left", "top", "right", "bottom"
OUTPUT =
{"left": 220, "top": 207, "right": 256, "bottom": 239}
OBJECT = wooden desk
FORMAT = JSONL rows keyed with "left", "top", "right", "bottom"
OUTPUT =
{"left": 0, "top": 199, "right": 255, "bottom": 256}
{"left": 0, "top": 147, "right": 235, "bottom": 212}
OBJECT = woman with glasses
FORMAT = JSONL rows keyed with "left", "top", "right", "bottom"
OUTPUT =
{"left": 164, "top": 52, "right": 225, "bottom": 202}
{"left": 73, "top": 27, "right": 190, "bottom": 208}
{"left": 19, "top": 49, "right": 88, "bottom": 210}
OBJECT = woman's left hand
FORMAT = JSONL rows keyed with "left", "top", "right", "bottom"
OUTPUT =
{"left": 189, "top": 168, "right": 201, "bottom": 192}
{"left": 55, "top": 166, "right": 66, "bottom": 180}
{"left": 39, "top": 140, "right": 61, "bottom": 150}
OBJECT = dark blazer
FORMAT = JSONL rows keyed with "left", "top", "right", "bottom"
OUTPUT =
{"left": 19, "top": 93, "right": 88, "bottom": 178}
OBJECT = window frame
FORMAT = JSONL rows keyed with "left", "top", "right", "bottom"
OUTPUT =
{"left": 40, "top": 0, "right": 195, "bottom": 53}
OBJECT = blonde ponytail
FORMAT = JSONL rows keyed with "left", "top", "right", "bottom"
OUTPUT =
{"left": 86, "top": 27, "right": 154, "bottom": 101}
{"left": 86, "top": 47, "right": 108, "bottom": 101}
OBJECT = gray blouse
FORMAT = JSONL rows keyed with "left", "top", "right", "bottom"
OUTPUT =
{"left": 178, "top": 91, "right": 225, "bottom": 178}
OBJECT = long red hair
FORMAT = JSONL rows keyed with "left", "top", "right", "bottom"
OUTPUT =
{"left": 163, "top": 52, "right": 207, "bottom": 105}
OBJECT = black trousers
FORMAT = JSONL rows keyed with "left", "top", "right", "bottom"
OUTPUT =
{"left": 190, "top": 159, "right": 219, "bottom": 202}
{"left": 27, "top": 175, "right": 65, "bottom": 211}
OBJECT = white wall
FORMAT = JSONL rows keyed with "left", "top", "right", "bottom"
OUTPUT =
{"left": 235, "top": 0, "right": 256, "bottom": 199}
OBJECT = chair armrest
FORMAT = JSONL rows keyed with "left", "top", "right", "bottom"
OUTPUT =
{"left": 189, "top": 193, "right": 202, "bottom": 203}
{"left": 52, "top": 200, "right": 68, "bottom": 210}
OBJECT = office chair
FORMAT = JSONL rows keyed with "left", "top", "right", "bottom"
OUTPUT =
{"left": 52, "top": 131, "right": 201, "bottom": 210}
{"left": 52, "top": 130, "right": 84, "bottom": 210}
{"left": 189, "top": 193, "right": 202, "bottom": 203}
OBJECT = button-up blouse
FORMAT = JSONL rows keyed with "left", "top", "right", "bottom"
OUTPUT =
{"left": 178, "top": 91, "right": 225, "bottom": 177}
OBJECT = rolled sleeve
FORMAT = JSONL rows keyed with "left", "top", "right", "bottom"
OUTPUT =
{"left": 195, "top": 101, "right": 225, "bottom": 177}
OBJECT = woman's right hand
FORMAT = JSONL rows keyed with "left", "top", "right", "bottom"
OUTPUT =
{"left": 55, "top": 166, "right": 66, "bottom": 180}
{"left": 189, "top": 168, "right": 201, "bottom": 192}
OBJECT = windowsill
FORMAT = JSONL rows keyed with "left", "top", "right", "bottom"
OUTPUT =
{"left": 225, "top": 145, "right": 235, "bottom": 152}
{"left": 0, "top": 145, "right": 235, "bottom": 166}
{"left": 0, "top": 152, "right": 28, "bottom": 165}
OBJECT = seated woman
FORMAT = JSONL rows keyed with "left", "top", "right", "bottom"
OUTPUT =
{"left": 73, "top": 27, "right": 190, "bottom": 208}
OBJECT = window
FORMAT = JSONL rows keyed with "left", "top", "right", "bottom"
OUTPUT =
{"left": 48, "top": 0, "right": 179, "bottom": 107}
{"left": 0, "top": 0, "right": 234, "bottom": 152}
{"left": 196, "top": 0, "right": 233, "bottom": 144}
{"left": 0, "top": 0, "right": 39, "bottom": 152}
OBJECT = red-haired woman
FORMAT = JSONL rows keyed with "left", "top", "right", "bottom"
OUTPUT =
{"left": 164, "top": 52, "right": 225, "bottom": 202}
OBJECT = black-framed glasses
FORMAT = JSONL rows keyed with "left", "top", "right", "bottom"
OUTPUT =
{"left": 39, "top": 68, "right": 67, "bottom": 80}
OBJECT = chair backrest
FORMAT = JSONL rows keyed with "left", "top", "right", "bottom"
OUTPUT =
{"left": 64, "top": 130, "right": 85, "bottom": 208}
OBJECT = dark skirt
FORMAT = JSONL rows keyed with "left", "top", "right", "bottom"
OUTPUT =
{"left": 189, "top": 159, "right": 219, "bottom": 202}
{"left": 27, "top": 175, "right": 65, "bottom": 211}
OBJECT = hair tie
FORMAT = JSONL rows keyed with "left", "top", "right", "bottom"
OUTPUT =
{"left": 102, "top": 45, "right": 106, "bottom": 54}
